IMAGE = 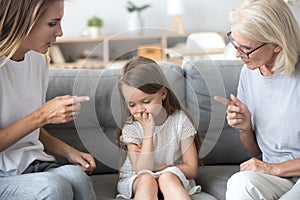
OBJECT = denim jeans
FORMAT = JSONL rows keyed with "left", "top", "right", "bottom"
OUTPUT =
{"left": 0, "top": 162, "right": 96, "bottom": 200}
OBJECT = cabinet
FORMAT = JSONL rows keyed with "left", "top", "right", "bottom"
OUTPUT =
{"left": 49, "top": 31, "right": 189, "bottom": 69}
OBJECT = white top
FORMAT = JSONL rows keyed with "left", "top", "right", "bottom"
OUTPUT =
{"left": 0, "top": 51, "right": 55, "bottom": 177}
{"left": 117, "top": 110, "right": 201, "bottom": 199}
{"left": 237, "top": 61, "right": 300, "bottom": 164}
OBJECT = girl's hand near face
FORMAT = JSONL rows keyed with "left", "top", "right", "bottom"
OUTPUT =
{"left": 128, "top": 113, "right": 156, "bottom": 172}
{"left": 134, "top": 112, "right": 155, "bottom": 136}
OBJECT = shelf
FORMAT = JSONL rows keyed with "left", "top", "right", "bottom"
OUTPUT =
{"left": 49, "top": 59, "right": 130, "bottom": 70}
{"left": 49, "top": 31, "right": 225, "bottom": 69}
{"left": 55, "top": 32, "right": 189, "bottom": 43}
{"left": 55, "top": 36, "right": 106, "bottom": 43}
{"left": 49, "top": 59, "right": 105, "bottom": 69}
{"left": 166, "top": 47, "right": 225, "bottom": 56}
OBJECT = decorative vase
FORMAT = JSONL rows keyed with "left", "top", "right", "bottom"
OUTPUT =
{"left": 89, "top": 26, "right": 101, "bottom": 38}
{"left": 128, "top": 12, "right": 143, "bottom": 34}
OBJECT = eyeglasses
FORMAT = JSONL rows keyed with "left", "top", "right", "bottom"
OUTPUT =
{"left": 226, "top": 31, "right": 267, "bottom": 59}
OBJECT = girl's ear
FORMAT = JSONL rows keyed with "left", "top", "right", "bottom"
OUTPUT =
{"left": 161, "top": 87, "right": 168, "bottom": 100}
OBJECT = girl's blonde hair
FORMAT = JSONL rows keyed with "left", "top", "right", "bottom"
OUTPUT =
{"left": 0, "top": 0, "right": 62, "bottom": 67}
{"left": 117, "top": 56, "right": 201, "bottom": 153}
{"left": 230, "top": 0, "right": 300, "bottom": 75}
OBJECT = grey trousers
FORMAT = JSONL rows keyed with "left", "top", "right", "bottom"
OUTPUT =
{"left": 226, "top": 171, "right": 300, "bottom": 200}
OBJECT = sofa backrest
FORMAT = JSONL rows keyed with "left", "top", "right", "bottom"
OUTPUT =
{"left": 183, "top": 60, "right": 252, "bottom": 165}
{"left": 45, "top": 61, "right": 185, "bottom": 175}
{"left": 45, "top": 60, "right": 252, "bottom": 174}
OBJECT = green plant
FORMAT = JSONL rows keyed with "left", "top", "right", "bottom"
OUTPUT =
{"left": 126, "top": 1, "right": 150, "bottom": 12}
{"left": 87, "top": 16, "right": 103, "bottom": 27}
{"left": 284, "top": 0, "right": 299, "bottom": 5}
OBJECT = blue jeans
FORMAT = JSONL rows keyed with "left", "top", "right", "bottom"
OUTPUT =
{"left": 0, "top": 163, "right": 96, "bottom": 200}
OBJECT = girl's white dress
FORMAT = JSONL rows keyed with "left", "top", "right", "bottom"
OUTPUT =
{"left": 116, "top": 111, "right": 201, "bottom": 199}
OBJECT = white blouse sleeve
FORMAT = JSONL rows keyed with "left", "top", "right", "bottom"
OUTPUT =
{"left": 120, "top": 123, "right": 142, "bottom": 145}
{"left": 181, "top": 115, "right": 197, "bottom": 141}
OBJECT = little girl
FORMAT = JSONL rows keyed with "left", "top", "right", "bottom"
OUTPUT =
{"left": 116, "top": 56, "right": 201, "bottom": 199}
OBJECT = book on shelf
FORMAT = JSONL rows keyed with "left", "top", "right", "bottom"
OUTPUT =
{"left": 49, "top": 45, "right": 65, "bottom": 64}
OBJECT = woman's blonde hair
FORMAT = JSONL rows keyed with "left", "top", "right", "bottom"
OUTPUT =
{"left": 0, "top": 0, "right": 62, "bottom": 67}
{"left": 230, "top": 0, "right": 300, "bottom": 75}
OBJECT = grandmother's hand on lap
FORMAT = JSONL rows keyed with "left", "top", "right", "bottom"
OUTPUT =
{"left": 240, "top": 158, "right": 277, "bottom": 176}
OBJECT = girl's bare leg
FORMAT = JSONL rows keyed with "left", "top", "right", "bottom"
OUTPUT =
{"left": 158, "top": 172, "right": 191, "bottom": 200}
{"left": 133, "top": 174, "right": 159, "bottom": 200}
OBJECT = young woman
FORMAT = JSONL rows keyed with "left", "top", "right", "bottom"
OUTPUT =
{"left": 0, "top": 0, "right": 96, "bottom": 199}
{"left": 116, "top": 56, "right": 201, "bottom": 200}
{"left": 215, "top": 0, "right": 300, "bottom": 199}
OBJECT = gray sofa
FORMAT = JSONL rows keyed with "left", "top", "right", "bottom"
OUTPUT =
{"left": 44, "top": 60, "right": 252, "bottom": 200}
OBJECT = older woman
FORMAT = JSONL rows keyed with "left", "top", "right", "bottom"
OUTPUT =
{"left": 215, "top": 0, "right": 300, "bottom": 199}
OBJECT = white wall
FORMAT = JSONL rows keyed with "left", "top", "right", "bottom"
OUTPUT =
{"left": 289, "top": 4, "right": 300, "bottom": 22}
{"left": 62, "top": 1, "right": 300, "bottom": 38}
{"left": 62, "top": 0, "right": 241, "bottom": 37}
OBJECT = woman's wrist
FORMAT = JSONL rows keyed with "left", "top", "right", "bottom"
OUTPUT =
{"left": 33, "top": 107, "right": 48, "bottom": 127}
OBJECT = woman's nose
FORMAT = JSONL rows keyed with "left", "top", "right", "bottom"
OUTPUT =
{"left": 55, "top": 23, "right": 63, "bottom": 37}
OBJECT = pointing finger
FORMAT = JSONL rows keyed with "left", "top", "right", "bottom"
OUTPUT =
{"left": 214, "top": 96, "right": 233, "bottom": 106}
{"left": 73, "top": 96, "right": 90, "bottom": 104}
{"left": 230, "top": 94, "right": 243, "bottom": 106}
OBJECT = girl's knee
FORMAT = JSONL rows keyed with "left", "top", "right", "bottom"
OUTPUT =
{"left": 158, "top": 172, "right": 181, "bottom": 188}
{"left": 159, "top": 172, "right": 179, "bottom": 182}
{"left": 134, "top": 173, "right": 157, "bottom": 190}
{"left": 137, "top": 173, "right": 157, "bottom": 184}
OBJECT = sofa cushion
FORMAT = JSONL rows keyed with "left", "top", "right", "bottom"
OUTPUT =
{"left": 45, "top": 68, "right": 122, "bottom": 174}
{"left": 183, "top": 60, "right": 252, "bottom": 165}
{"left": 158, "top": 61, "right": 186, "bottom": 106}
{"left": 196, "top": 165, "right": 240, "bottom": 200}
{"left": 92, "top": 173, "right": 218, "bottom": 200}
{"left": 45, "top": 62, "right": 186, "bottom": 175}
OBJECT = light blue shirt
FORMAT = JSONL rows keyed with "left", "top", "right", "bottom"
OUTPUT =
{"left": 237, "top": 60, "right": 300, "bottom": 164}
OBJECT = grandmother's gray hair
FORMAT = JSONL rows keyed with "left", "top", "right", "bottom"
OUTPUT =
{"left": 230, "top": 0, "right": 300, "bottom": 75}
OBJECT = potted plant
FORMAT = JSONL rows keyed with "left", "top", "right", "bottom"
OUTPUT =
{"left": 126, "top": 1, "right": 150, "bottom": 12}
{"left": 87, "top": 16, "right": 104, "bottom": 37}
{"left": 284, "top": 0, "right": 299, "bottom": 5}
{"left": 126, "top": 1, "right": 150, "bottom": 34}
